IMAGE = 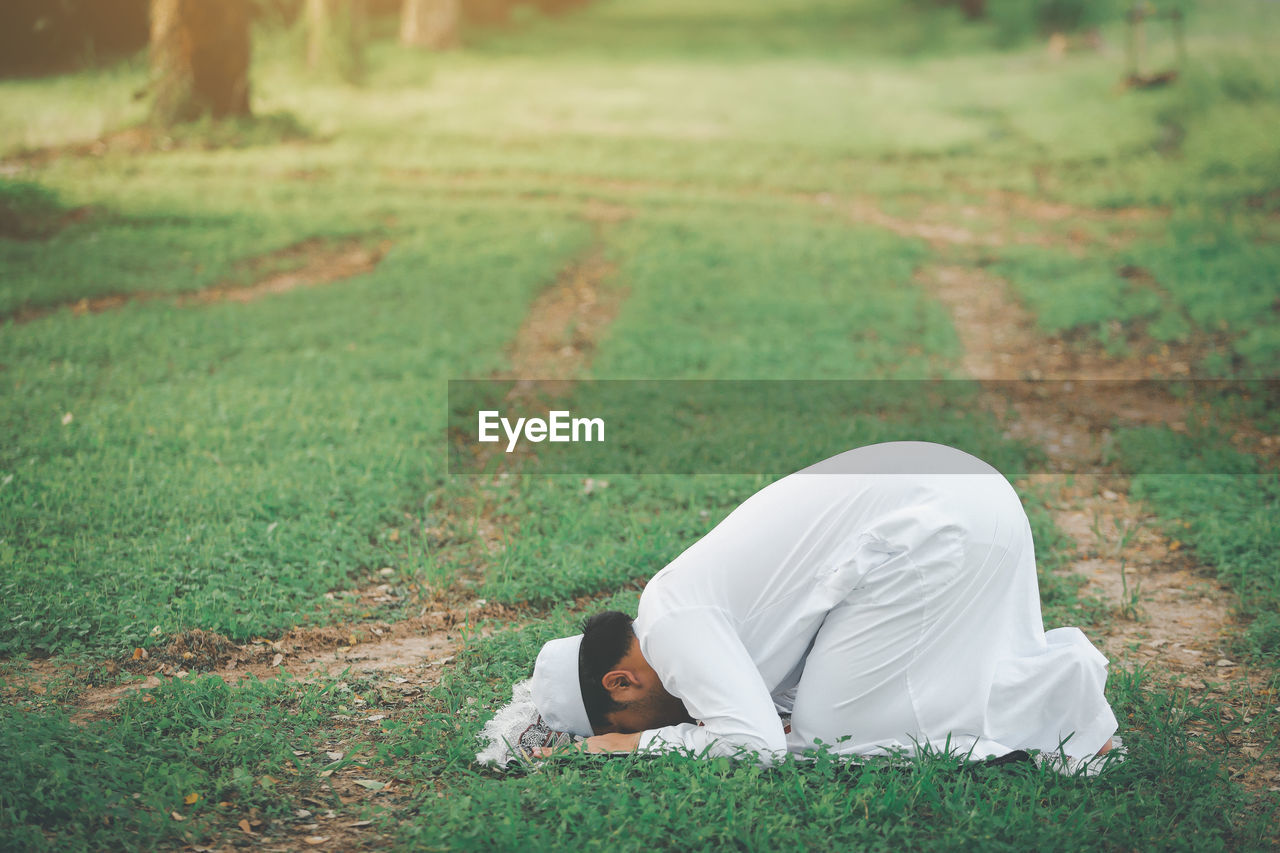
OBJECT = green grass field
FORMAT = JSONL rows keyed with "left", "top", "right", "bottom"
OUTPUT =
{"left": 1, "top": 0, "right": 1277, "bottom": 849}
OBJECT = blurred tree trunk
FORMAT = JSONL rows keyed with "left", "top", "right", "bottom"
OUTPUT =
{"left": 149, "top": 0, "right": 251, "bottom": 126}
{"left": 401, "top": 0, "right": 459, "bottom": 49}
{"left": 307, "top": 0, "right": 368, "bottom": 81}
{"left": 306, "top": 0, "right": 331, "bottom": 69}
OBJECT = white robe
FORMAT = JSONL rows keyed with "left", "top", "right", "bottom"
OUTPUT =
{"left": 633, "top": 441, "right": 1118, "bottom": 764}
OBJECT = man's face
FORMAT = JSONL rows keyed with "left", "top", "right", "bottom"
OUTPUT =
{"left": 603, "top": 679, "right": 693, "bottom": 734}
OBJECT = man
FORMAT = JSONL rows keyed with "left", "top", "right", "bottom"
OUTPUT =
{"left": 530, "top": 441, "right": 1118, "bottom": 763}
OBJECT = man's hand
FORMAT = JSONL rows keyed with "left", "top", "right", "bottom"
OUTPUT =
{"left": 531, "top": 731, "right": 641, "bottom": 759}
{"left": 583, "top": 731, "right": 642, "bottom": 753}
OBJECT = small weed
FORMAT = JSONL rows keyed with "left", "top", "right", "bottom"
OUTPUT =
{"left": 1118, "top": 555, "right": 1144, "bottom": 622}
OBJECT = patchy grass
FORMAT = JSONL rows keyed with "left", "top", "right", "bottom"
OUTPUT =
{"left": 0, "top": 671, "right": 392, "bottom": 852}
{"left": 994, "top": 216, "right": 1280, "bottom": 372}
{"left": 0, "top": 209, "right": 592, "bottom": 657}
{"left": 4, "top": 598, "right": 1275, "bottom": 851}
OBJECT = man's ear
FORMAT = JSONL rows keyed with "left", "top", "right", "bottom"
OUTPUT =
{"left": 601, "top": 669, "right": 641, "bottom": 699}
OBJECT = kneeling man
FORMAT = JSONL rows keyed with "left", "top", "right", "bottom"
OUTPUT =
{"left": 531, "top": 441, "right": 1117, "bottom": 763}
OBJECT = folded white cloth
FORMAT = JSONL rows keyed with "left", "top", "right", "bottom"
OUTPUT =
{"left": 475, "top": 679, "right": 584, "bottom": 768}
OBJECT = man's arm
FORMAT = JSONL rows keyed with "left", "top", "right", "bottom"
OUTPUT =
{"left": 634, "top": 606, "right": 788, "bottom": 762}
{"left": 531, "top": 731, "right": 640, "bottom": 757}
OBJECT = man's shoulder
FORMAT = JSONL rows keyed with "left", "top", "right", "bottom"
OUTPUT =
{"left": 635, "top": 587, "right": 724, "bottom": 637}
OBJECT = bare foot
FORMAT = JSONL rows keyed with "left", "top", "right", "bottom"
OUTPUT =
{"left": 1095, "top": 737, "right": 1114, "bottom": 756}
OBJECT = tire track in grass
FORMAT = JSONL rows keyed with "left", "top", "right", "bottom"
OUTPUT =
{"left": 917, "top": 260, "right": 1280, "bottom": 792}
{"left": 427, "top": 202, "right": 628, "bottom": 589}
{"left": 252, "top": 202, "right": 630, "bottom": 851}
{"left": 7, "top": 235, "right": 391, "bottom": 324}
{"left": 45, "top": 195, "right": 1181, "bottom": 718}
{"left": 917, "top": 261, "right": 1237, "bottom": 668}
{"left": 921, "top": 254, "right": 1280, "bottom": 782}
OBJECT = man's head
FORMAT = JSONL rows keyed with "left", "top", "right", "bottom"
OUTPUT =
{"left": 532, "top": 610, "right": 692, "bottom": 737}
{"left": 578, "top": 610, "right": 692, "bottom": 735}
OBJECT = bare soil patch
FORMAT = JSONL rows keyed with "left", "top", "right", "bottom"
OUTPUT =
{"left": 813, "top": 179, "right": 1164, "bottom": 252}
{"left": 919, "top": 263, "right": 1277, "bottom": 463}
{"left": 498, "top": 248, "right": 623, "bottom": 381}
{"left": 66, "top": 595, "right": 520, "bottom": 724}
{"left": 184, "top": 237, "right": 389, "bottom": 306}
{"left": 1045, "top": 480, "right": 1235, "bottom": 671}
{"left": 500, "top": 198, "right": 629, "bottom": 381}
{"left": 822, "top": 195, "right": 1008, "bottom": 250}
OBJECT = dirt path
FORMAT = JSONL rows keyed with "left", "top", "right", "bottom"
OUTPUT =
{"left": 237, "top": 204, "right": 630, "bottom": 848}
{"left": 498, "top": 246, "right": 624, "bottom": 382}
{"left": 498, "top": 198, "right": 629, "bottom": 383}
{"left": 64, "top": 598, "right": 509, "bottom": 724}
{"left": 5, "top": 166, "right": 1159, "bottom": 329}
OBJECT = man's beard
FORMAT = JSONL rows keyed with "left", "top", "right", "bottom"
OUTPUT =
{"left": 633, "top": 683, "right": 695, "bottom": 729}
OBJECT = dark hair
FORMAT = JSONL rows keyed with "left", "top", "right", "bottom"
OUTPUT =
{"left": 578, "top": 610, "right": 635, "bottom": 734}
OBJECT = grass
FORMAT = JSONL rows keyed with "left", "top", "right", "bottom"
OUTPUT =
{"left": 0, "top": 55, "right": 148, "bottom": 154}
{"left": 0, "top": 178, "right": 76, "bottom": 240}
{"left": 995, "top": 216, "right": 1280, "bottom": 373}
{"left": 595, "top": 213, "right": 952, "bottom": 379}
{"left": 0, "top": 207, "right": 592, "bottom": 656}
{"left": 0, "top": 0, "right": 1277, "bottom": 848}
{"left": 0, "top": 674, "right": 346, "bottom": 852}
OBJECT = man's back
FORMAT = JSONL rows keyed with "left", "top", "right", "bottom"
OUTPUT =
{"left": 632, "top": 442, "right": 1028, "bottom": 758}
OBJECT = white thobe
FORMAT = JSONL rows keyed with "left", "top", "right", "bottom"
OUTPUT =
{"left": 633, "top": 442, "right": 1117, "bottom": 763}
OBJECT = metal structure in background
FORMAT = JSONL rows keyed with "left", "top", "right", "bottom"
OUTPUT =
{"left": 1125, "top": 2, "right": 1186, "bottom": 89}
